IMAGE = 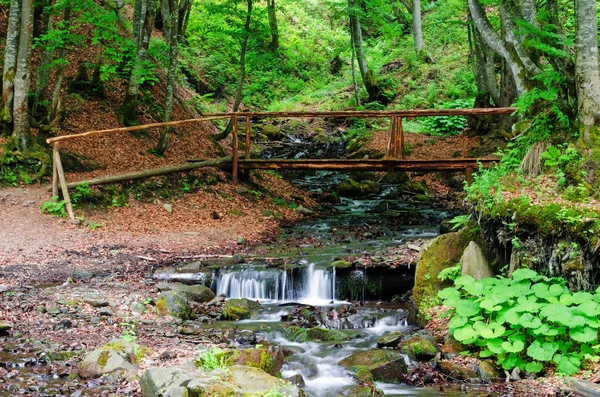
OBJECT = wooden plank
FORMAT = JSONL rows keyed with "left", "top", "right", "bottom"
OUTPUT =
{"left": 237, "top": 158, "right": 497, "bottom": 172}
{"left": 54, "top": 147, "right": 75, "bottom": 220}
{"left": 46, "top": 115, "right": 232, "bottom": 144}
{"left": 52, "top": 144, "right": 59, "bottom": 200}
{"left": 386, "top": 116, "right": 395, "bottom": 159}
{"left": 232, "top": 116, "right": 239, "bottom": 184}
{"left": 245, "top": 115, "right": 251, "bottom": 159}
{"left": 65, "top": 157, "right": 232, "bottom": 188}
{"left": 398, "top": 117, "right": 405, "bottom": 159}
{"left": 203, "top": 107, "right": 516, "bottom": 119}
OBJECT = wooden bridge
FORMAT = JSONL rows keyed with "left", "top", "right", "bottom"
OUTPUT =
{"left": 47, "top": 107, "right": 515, "bottom": 220}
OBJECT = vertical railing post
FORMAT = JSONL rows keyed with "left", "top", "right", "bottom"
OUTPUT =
{"left": 52, "top": 145, "right": 59, "bottom": 200}
{"left": 232, "top": 115, "right": 239, "bottom": 184}
{"left": 465, "top": 166, "right": 474, "bottom": 185}
{"left": 386, "top": 115, "right": 396, "bottom": 159}
{"left": 245, "top": 115, "right": 251, "bottom": 159}
{"left": 398, "top": 117, "right": 404, "bottom": 159}
{"left": 53, "top": 143, "right": 75, "bottom": 220}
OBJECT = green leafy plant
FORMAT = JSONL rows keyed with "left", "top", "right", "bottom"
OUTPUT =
{"left": 447, "top": 214, "right": 470, "bottom": 230}
{"left": 195, "top": 348, "right": 231, "bottom": 370}
{"left": 438, "top": 263, "right": 461, "bottom": 282}
{"left": 71, "top": 183, "right": 93, "bottom": 205}
{"left": 423, "top": 99, "right": 472, "bottom": 136}
{"left": 438, "top": 269, "right": 600, "bottom": 376}
{"left": 40, "top": 197, "right": 67, "bottom": 217}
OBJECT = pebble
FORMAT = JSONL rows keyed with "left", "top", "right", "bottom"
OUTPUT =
{"left": 99, "top": 309, "right": 113, "bottom": 317}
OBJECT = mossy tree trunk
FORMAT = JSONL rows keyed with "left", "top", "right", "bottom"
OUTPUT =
{"left": 12, "top": 0, "right": 35, "bottom": 149}
{"left": 267, "top": 0, "right": 279, "bottom": 50}
{"left": 411, "top": 0, "right": 423, "bottom": 55}
{"left": 49, "top": 6, "right": 71, "bottom": 125}
{"left": 155, "top": 0, "right": 181, "bottom": 156}
{"left": 213, "top": 0, "right": 252, "bottom": 142}
{"left": 118, "top": 0, "right": 157, "bottom": 126}
{"left": 1, "top": 0, "right": 21, "bottom": 134}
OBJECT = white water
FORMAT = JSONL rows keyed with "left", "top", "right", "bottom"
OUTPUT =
{"left": 215, "top": 263, "right": 337, "bottom": 304}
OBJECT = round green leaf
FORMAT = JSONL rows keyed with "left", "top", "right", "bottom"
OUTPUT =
{"left": 527, "top": 340, "right": 557, "bottom": 362}
{"left": 480, "top": 323, "right": 506, "bottom": 339}
{"left": 525, "top": 361, "right": 543, "bottom": 373}
{"left": 511, "top": 268, "right": 539, "bottom": 281}
{"left": 502, "top": 340, "right": 525, "bottom": 353}
{"left": 453, "top": 325, "right": 477, "bottom": 343}
{"left": 487, "top": 338, "right": 505, "bottom": 354}
{"left": 570, "top": 326, "right": 598, "bottom": 343}
{"left": 547, "top": 284, "right": 565, "bottom": 297}
{"left": 539, "top": 303, "right": 573, "bottom": 325}
{"left": 455, "top": 299, "right": 480, "bottom": 317}
{"left": 479, "top": 349, "right": 494, "bottom": 358}
{"left": 448, "top": 315, "right": 468, "bottom": 329}
{"left": 553, "top": 354, "right": 581, "bottom": 375}
{"left": 520, "top": 313, "right": 542, "bottom": 329}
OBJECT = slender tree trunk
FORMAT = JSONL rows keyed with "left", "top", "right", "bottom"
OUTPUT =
{"left": 412, "top": 0, "right": 423, "bottom": 54}
{"left": 49, "top": 6, "right": 71, "bottom": 124}
{"left": 118, "top": 0, "right": 157, "bottom": 126}
{"left": 155, "top": 0, "right": 180, "bottom": 156}
{"left": 267, "top": 0, "right": 279, "bottom": 50}
{"left": 33, "top": 10, "right": 53, "bottom": 118}
{"left": 574, "top": 0, "right": 600, "bottom": 142}
{"left": 178, "top": 0, "right": 192, "bottom": 37}
{"left": 348, "top": 0, "right": 382, "bottom": 102}
{"left": 1, "top": 0, "right": 21, "bottom": 128}
{"left": 213, "top": 0, "right": 252, "bottom": 141}
{"left": 350, "top": 33, "right": 360, "bottom": 107}
{"left": 12, "top": 0, "right": 35, "bottom": 149}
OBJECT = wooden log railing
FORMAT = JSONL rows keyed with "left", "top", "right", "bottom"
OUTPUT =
{"left": 46, "top": 107, "right": 515, "bottom": 220}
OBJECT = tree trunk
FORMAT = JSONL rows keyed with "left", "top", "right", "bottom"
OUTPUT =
{"left": 213, "top": 0, "right": 252, "bottom": 141}
{"left": 155, "top": 0, "right": 180, "bottom": 156}
{"left": 348, "top": 0, "right": 382, "bottom": 103}
{"left": 350, "top": 34, "right": 360, "bottom": 107}
{"left": 574, "top": 0, "right": 600, "bottom": 142}
{"left": 118, "top": 0, "right": 157, "bottom": 126}
{"left": 49, "top": 6, "right": 71, "bottom": 125}
{"left": 12, "top": 0, "right": 35, "bottom": 149}
{"left": 267, "top": 0, "right": 279, "bottom": 50}
{"left": 178, "top": 0, "right": 192, "bottom": 37}
{"left": 32, "top": 10, "right": 53, "bottom": 119}
{"left": 1, "top": 0, "right": 21, "bottom": 128}
{"left": 412, "top": 0, "right": 423, "bottom": 55}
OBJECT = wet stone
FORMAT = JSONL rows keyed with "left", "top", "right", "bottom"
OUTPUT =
{"left": 99, "top": 309, "right": 114, "bottom": 317}
{"left": 85, "top": 299, "right": 110, "bottom": 308}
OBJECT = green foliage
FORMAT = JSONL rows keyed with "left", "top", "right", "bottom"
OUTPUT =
{"left": 71, "top": 183, "right": 93, "bottom": 204}
{"left": 40, "top": 197, "right": 67, "bottom": 217}
{"left": 195, "top": 348, "right": 231, "bottom": 370}
{"left": 423, "top": 99, "right": 472, "bottom": 136}
{"left": 448, "top": 214, "right": 470, "bottom": 230}
{"left": 439, "top": 269, "right": 600, "bottom": 376}
{"left": 0, "top": 139, "right": 51, "bottom": 186}
{"left": 438, "top": 263, "right": 461, "bottom": 282}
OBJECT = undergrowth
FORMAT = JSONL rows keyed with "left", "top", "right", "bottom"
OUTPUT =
{"left": 439, "top": 269, "right": 600, "bottom": 375}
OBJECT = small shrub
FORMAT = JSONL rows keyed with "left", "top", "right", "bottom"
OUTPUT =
{"left": 40, "top": 197, "right": 67, "bottom": 217}
{"left": 195, "top": 348, "right": 231, "bottom": 370}
{"left": 423, "top": 99, "right": 472, "bottom": 136}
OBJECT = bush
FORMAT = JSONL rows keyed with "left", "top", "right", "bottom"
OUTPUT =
{"left": 438, "top": 269, "right": 600, "bottom": 375}
{"left": 423, "top": 99, "right": 472, "bottom": 136}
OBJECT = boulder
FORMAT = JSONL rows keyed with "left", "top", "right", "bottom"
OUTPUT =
{"left": 156, "top": 291, "right": 191, "bottom": 320}
{"left": 140, "top": 366, "right": 197, "bottom": 397}
{"left": 322, "top": 192, "right": 341, "bottom": 204}
{"left": 478, "top": 360, "right": 503, "bottom": 381}
{"left": 261, "top": 124, "right": 282, "bottom": 140}
{"left": 284, "top": 326, "right": 354, "bottom": 343}
{"left": 376, "top": 331, "right": 407, "bottom": 348}
{"left": 157, "top": 283, "right": 215, "bottom": 303}
{"left": 381, "top": 172, "right": 409, "bottom": 185}
{"left": 438, "top": 359, "right": 478, "bottom": 381}
{"left": 84, "top": 298, "right": 110, "bottom": 308}
{"left": 222, "top": 298, "right": 259, "bottom": 320}
{"left": 441, "top": 334, "right": 467, "bottom": 359}
{"left": 339, "top": 349, "right": 408, "bottom": 383}
{"left": 348, "top": 385, "right": 384, "bottom": 397}
{"left": 460, "top": 241, "right": 494, "bottom": 280}
{"left": 337, "top": 178, "right": 380, "bottom": 198}
{"left": 79, "top": 339, "right": 142, "bottom": 378}
{"left": 398, "top": 335, "right": 437, "bottom": 361}
{"left": 224, "top": 347, "right": 285, "bottom": 376}
{"left": 412, "top": 230, "right": 471, "bottom": 325}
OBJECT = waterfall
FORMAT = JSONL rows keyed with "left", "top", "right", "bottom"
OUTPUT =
{"left": 215, "top": 264, "right": 336, "bottom": 303}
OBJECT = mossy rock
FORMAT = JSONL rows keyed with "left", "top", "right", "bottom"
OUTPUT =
{"left": 381, "top": 172, "right": 409, "bottom": 185}
{"left": 222, "top": 298, "right": 259, "bottom": 320}
{"left": 225, "top": 348, "right": 285, "bottom": 376}
{"left": 79, "top": 339, "right": 142, "bottom": 378}
{"left": 376, "top": 331, "right": 408, "bottom": 348}
{"left": 157, "top": 283, "right": 215, "bottom": 303}
{"left": 347, "top": 385, "right": 384, "bottom": 397}
{"left": 337, "top": 178, "right": 380, "bottom": 198}
{"left": 330, "top": 260, "right": 352, "bottom": 268}
{"left": 322, "top": 192, "right": 341, "bottom": 204}
{"left": 412, "top": 230, "right": 472, "bottom": 325}
{"left": 441, "top": 334, "right": 468, "bottom": 359}
{"left": 284, "top": 326, "right": 355, "bottom": 343}
{"left": 398, "top": 335, "right": 437, "bottom": 361}
{"left": 438, "top": 359, "right": 478, "bottom": 381}
{"left": 262, "top": 124, "right": 282, "bottom": 140}
{"left": 403, "top": 180, "right": 427, "bottom": 194}
{"left": 340, "top": 349, "right": 407, "bottom": 383}
{"left": 156, "top": 291, "right": 191, "bottom": 320}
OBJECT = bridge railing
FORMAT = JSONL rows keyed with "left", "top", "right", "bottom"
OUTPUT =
{"left": 45, "top": 108, "right": 515, "bottom": 220}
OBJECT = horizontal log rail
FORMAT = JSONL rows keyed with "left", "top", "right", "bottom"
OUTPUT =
{"left": 48, "top": 108, "right": 513, "bottom": 220}
{"left": 204, "top": 107, "right": 516, "bottom": 119}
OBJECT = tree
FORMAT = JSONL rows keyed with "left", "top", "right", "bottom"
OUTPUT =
{"left": 118, "top": 0, "right": 158, "bottom": 126}
{"left": 412, "top": 0, "right": 423, "bottom": 55}
{"left": 213, "top": 0, "right": 252, "bottom": 141}
{"left": 267, "top": 0, "right": 279, "bottom": 50}
{"left": 1, "top": 0, "right": 21, "bottom": 133}
{"left": 574, "top": 0, "right": 600, "bottom": 143}
{"left": 12, "top": 0, "right": 35, "bottom": 148}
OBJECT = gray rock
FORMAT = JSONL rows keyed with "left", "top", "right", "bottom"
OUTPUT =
{"left": 376, "top": 331, "right": 406, "bottom": 348}
{"left": 295, "top": 205, "right": 313, "bottom": 215}
{"left": 460, "top": 241, "right": 494, "bottom": 280}
{"left": 156, "top": 291, "right": 191, "bottom": 320}
{"left": 163, "top": 204, "right": 173, "bottom": 214}
{"left": 0, "top": 285, "right": 8, "bottom": 293}
{"left": 140, "top": 367, "right": 196, "bottom": 397}
{"left": 130, "top": 302, "right": 146, "bottom": 315}
{"left": 285, "top": 374, "right": 306, "bottom": 387}
{"left": 79, "top": 339, "right": 140, "bottom": 378}
{"left": 85, "top": 299, "right": 110, "bottom": 308}
{"left": 156, "top": 283, "right": 215, "bottom": 303}
{"left": 99, "top": 309, "right": 114, "bottom": 316}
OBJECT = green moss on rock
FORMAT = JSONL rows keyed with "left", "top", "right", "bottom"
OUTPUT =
{"left": 222, "top": 298, "right": 258, "bottom": 320}
{"left": 398, "top": 336, "right": 437, "bottom": 361}
{"left": 284, "top": 326, "right": 355, "bottom": 343}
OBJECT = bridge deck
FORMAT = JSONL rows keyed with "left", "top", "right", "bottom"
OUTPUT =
{"left": 236, "top": 158, "right": 497, "bottom": 172}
